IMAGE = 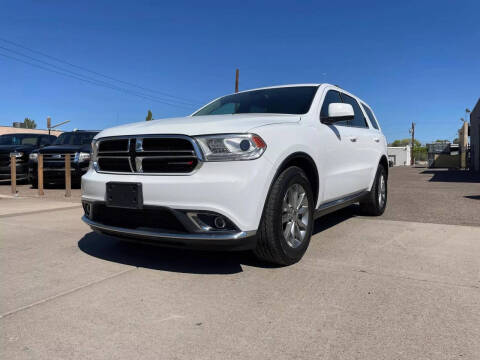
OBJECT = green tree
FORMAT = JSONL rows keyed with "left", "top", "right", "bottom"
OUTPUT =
{"left": 23, "top": 118, "right": 37, "bottom": 129}
{"left": 145, "top": 110, "right": 153, "bottom": 121}
{"left": 389, "top": 138, "right": 421, "bottom": 147}
{"left": 453, "top": 138, "right": 459, "bottom": 144}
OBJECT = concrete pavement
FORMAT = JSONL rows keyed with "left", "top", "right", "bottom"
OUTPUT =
{"left": 1, "top": 196, "right": 479, "bottom": 359}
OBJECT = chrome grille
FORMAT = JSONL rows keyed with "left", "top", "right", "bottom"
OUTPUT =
{"left": 42, "top": 153, "right": 74, "bottom": 162}
{"left": 96, "top": 136, "right": 201, "bottom": 175}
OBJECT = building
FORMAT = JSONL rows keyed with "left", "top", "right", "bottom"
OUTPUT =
{"left": 427, "top": 142, "right": 460, "bottom": 168}
{"left": 0, "top": 126, "right": 62, "bottom": 137}
{"left": 387, "top": 145, "right": 411, "bottom": 166}
{"left": 470, "top": 99, "right": 480, "bottom": 172}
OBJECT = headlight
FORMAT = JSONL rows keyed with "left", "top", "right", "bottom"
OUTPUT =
{"left": 75, "top": 152, "right": 91, "bottom": 162}
{"left": 194, "top": 133, "right": 267, "bottom": 161}
{"left": 10, "top": 151, "right": 24, "bottom": 158}
{"left": 90, "top": 140, "right": 98, "bottom": 170}
{"left": 29, "top": 153, "right": 38, "bottom": 161}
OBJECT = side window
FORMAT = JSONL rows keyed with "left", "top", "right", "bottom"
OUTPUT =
{"left": 340, "top": 94, "right": 368, "bottom": 128}
{"left": 361, "top": 103, "right": 380, "bottom": 130}
{"left": 40, "top": 136, "right": 52, "bottom": 146}
{"left": 320, "top": 90, "right": 345, "bottom": 125}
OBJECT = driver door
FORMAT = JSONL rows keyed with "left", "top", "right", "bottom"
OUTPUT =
{"left": 318, "top": 89, "right": 366, "bottom": 202}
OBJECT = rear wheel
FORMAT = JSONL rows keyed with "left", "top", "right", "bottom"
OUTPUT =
{"left": 359, "top": 164, "right": 387, "bottom": 216}
{"left": 254, "top": 166, "right": 314, "bottom": 265}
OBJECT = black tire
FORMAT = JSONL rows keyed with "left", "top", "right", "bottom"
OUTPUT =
{"left": 254, "top": 166, "right": 314, "bottom": 266}
{"left": 31, "top": 177, "right": 38, "bottom": 189}
{"left": 359, "top": 164, "right": 387, "bottom": 216}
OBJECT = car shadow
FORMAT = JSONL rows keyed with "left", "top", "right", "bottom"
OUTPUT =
{"left": 312, "top": 204, "right": 359, "bottom": 235}
{"left": 78, "top": 232, "right": 273, "bottom": 275}
{"left": 31, "top": 182, "right": 81, "bottom": 189}
{"left": 465, "top": 195, "right": 480, "bottom": 200}
{"left": 78, "top": 205, "right": 359, "bottom": 275}
{"left": 421, "top": 170, "right": 480, "bottom": 183}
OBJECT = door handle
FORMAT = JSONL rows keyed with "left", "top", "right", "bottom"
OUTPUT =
{"left": 349, "top": 137, "right": 358, "bottom": 142}
{"left": 373, "top": 138, "right": 380, "bottom": 143}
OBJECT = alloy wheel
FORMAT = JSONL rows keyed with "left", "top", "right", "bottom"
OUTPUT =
{"left": 282, "top": 183, "right": 309, "bottom": 248}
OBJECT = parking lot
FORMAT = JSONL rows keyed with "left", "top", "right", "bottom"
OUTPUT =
{"left": 1, "top": 167, "right": 479, "bottom": 359}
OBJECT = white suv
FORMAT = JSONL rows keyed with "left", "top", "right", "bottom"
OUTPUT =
{"left": 81, "top": 84, "right": 388, "bottom": 265}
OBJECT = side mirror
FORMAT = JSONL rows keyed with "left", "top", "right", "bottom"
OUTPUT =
{"left": 321, "top": 103, "right": 354, "bottom": 124}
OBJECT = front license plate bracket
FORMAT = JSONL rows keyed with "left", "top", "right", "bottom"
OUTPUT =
{"left": 106, "top": 182, "right": 143, "bottom": 209}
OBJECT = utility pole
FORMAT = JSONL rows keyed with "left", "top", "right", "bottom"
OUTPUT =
{"left": 235, "top": 69, "right": 239, "bottom": 93}
{"left": 48, "top": 119, "right": 70, "bottom": 135}
{"left": 409, "top": 122, "right": 415, "bottom": 166}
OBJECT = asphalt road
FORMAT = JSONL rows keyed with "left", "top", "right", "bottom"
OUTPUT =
{"left": 1, "top": 167, "right": 479, "bottom": 359}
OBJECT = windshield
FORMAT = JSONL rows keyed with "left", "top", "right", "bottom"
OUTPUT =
{"left": 54, "top": 132, "right": 98, "bottom": 145}
{"left": 193, "top": 86, "right": 319, "bottom": 116}
{"left": 0, "top": 134, "right": 39, "bottom": 146}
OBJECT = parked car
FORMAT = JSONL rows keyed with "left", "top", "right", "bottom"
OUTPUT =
{"left": 81, "top": 84, "right": 388, "bottom": 265}
{"left": 0, "top": 133, "right": 56, "bottom": 182}
{"left": 29, "top": 130, "right": 99, "bottom": 186}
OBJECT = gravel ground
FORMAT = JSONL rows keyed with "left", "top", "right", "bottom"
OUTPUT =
{"left": 381, "top": 167, "right": 480, "bottom": 226}
{"left": 0, "top": 182, "right": 81, "bottom": 202}
{"left": 1, "top": 166, "right": 480, "bottom": 360}
{"left": 1, "top": 167, "right": 479, "bottom": 225}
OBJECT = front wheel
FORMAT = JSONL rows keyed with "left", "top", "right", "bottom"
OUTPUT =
{"left": 254, "top": 166, "right": 314, "bottom": 266}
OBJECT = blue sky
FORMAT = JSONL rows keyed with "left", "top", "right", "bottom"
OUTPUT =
{"left": 1, "top": 0, "right": 479, "bottom": 144}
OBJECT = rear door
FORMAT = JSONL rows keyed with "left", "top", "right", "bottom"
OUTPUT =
{"left": 361, "top": 101, "right": 386, "bottom": 177}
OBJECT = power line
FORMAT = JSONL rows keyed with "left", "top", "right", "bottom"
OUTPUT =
{"left": 0, "top": 37, "right": 201, "bottom": 105}
{"left": 0, "top": 52, "right": 195, "bottom": 110}
{"left": 0, "top": 45, "right": 195, "bottom": 108}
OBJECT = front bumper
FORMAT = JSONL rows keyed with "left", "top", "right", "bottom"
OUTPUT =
{"left": 82, "top": 215, "right": 257, "bottom": 250}
{"left": 81, "top": 156, "right": 276, "bottom": 236}
{"left": 0, "top": 163, "right": 29, "bottom": 181}
{"left": 29, "top": 161, "right": 89, "bottom": 182}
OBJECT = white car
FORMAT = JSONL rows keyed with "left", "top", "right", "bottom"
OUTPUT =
{"left": 81, "top": 84, "right": 388, "bottom": 265}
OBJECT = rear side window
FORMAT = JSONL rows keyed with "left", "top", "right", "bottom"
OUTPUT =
{"left": 40, "top": 136, "right": 53, "bottom": 146}
{"left": 361, "top": 103, "right": 380, "bottom": 130}
{"left": 340, "top": 94, "right": 368, "bottom": 128}
{"left": 21, "top": 136, "right": 38, "bottom": 145}
{"left": 320, "top": 90, "right": 344, "bottom": 123}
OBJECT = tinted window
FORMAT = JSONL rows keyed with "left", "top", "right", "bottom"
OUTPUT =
{"left": 54, "top": 132, "right": 98, "bottom": 145}
{"left": 361, "top": 103, "right": 379, "bottom": 130}
{"left": 40, "top": 136, "right": 55, "bottom": 146}
{"left": 0, "top": 134, "right": 39, "bottom": 145}
{"left": 341, "top": 94, "right": 368, "bottom": 128}
{"left": 209, "top": 102, "right": 237, "bottom": 115}
{"left": 320, "top": 90, "right": 343, "bottom": 119}
{"left": 193, "top": 86, "right": 319, "bottom": 116}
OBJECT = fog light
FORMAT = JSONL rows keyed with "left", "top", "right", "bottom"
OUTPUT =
{"left": 214, "top": 216, "right": 226, "bottom": 229}
{"left": 186, "top": 212, "right": 237, "bottom": 232}
{"left": 82, "top": 202, "right": 91, "bottom": 218}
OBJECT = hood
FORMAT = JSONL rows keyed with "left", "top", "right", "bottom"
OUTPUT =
{"left": 39, "top": 144, "right": 91, "bottom": 154}
{"left": 96, "top": 114, "right": 301, "bottom": 138}
{"left": 0, "top": 144, "right": 35, "bottom": 154}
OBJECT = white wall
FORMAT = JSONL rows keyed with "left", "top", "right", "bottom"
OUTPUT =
{"left": 387, "top": 145, "right": 411, "bottom": 166}
{"left": 471, "top": 99, "right": 480, "bottom": 172}
{"left": 0, "top": 126, "right": 62, "bottom": 136}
